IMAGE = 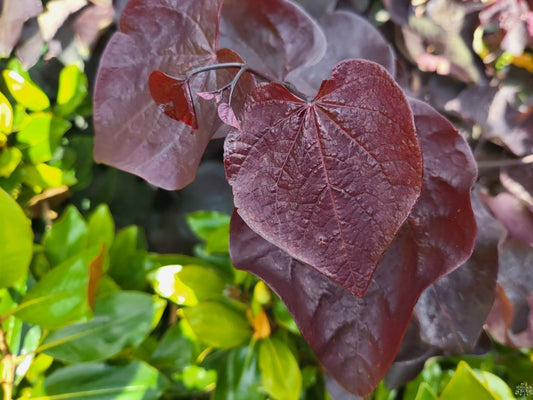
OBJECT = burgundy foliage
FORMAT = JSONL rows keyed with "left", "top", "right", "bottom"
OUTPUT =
{"left": 0, "top": 0, "right": 42, "bottom": 57}
{"left": 225, "top": 60, "right": 423, "bottom": 296}
{"left": 90, "top": 0, "right": 533, "bottom": 395}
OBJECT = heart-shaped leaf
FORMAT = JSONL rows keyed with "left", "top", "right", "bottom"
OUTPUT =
{"left": 229, "top": 98, "right": 477, "bottom": 396}
{"left": 225, "top": 59, "right": 423, "bottom": 296}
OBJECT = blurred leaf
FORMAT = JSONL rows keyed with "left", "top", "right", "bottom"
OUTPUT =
{"left": 179, "top": 265, "right": 226, "bottom": 301}
{"left": 258, "top": 337, "right": 302, "bottom": 400}
{"left": 17, "top": 114, "right": 71, "bottom": 164}
{"left": 182, "top": 365, "right": 217, "bottom": 391}
{"left": 55, "top": 64, "right": 89, "bottom": 117}
{"left": 186, "top": 210, "right": 231, "bottom": 241}
{"left": 0, "top": 0, "right": 42, "bottom": 57}
{"left": 440, "top": 361, "right": 496, "bottom": 400}
{"left": 476, "top": 370, "right": 515, "bottom": 400}
{"left": 213, "top": 346, "right": 263, "bottom": 400}
{"left": 15, "top": 245, "right": 103, "bottom": 329}
{"left": 14, "top": 325, "right": 42, "bottom": 385}
{"left": 32, "top": 360, "right": 168, "bottom": 400}
{"left": 150, "top": 265, "right": 197, "bottom": 306}
{"left": 182, "top": 301, "right": 251, "bottom": 349}
{"left": 0, "top": 186, "right": 33, "bottom": 288}
{"left": 205, "top": 224, "right": 230, "bottom": 254}
{"left": 2, "top": 69, "right": 50, "bottom": 111}
{"left": 151, "top": 323, "right": 195, "bottom": 372}
{"left": 0, "top": 92, "right": 13, "bottom": 133}
{"left": 21, "top": 163, "right": 72, "bottom": 189}
{"left": 0, "top": 147, "right": 22, "bottom": 178}
{"left": 414, "top": 382, "right": 438, "bottom": 400}
{"left": 43, "top": 205, "right": 88, "bottom": 266}
{"left": 39, "top": 291, "right": 164, "bottom": 362}
{"left": 87, "top": 203, "right": 115, "bottom": 250}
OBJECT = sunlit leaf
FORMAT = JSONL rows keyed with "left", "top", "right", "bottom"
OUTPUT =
{"left": 0, "top": 92, "right": 13, "bottom": 133}
{"left": 2, "top": 69, "right": 50, "bottom": 111}
{"left": 55, "top": 64, "right": 89, "bottom": 117}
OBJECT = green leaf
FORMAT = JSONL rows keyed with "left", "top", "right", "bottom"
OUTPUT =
{"left": 440, "top": 361, "right": 497, "bottom": 400}
{"left": 476, "top": 370, "right": 515, "bottom": 400}
{"left": 15, "top": 246, "right": 104, "bottom": 329}
{"left": 14, "top": 325, "right": 42, "bottom": 385}
{"left": 186, "top": 211, "right": 231, "bottom": 241}
{"left": 0, "top": 187, "right": 33, "bottom": 288}
{"left": 0, "top": 146, "right": 22, "bottom": 178}
{"left": 20, "top": 163, "right": 70, "bottom": 190}
{"left": 55, "top": 64, "right": 89, "bottom": 117}
{"left": 272, "top": 297, "right": 299, "bottom": 335}
{"left": 182, "top": 365, "right": 217, "bottom": 391}
{"left": 0, "top": 91, "right": 13, "bottom": 133}
{"left": 258, "top": 337, "right": 302, "bottom": 400}
{"left": 182, "top": 301, "right": 251, "bottom": 349}
{"left": 151, "top": 323, "right": 195, "bottom": 372}
{"left": 2, "top": 69, "right": 50, "bottom": 111}
{"left": 205, "top": 224, "right": 230, "bottom": 254}
{"left": 87, "top": 204, "right": 115, "bottom": 250}
{"left": 17, "top": 113, "right": 71, "bottom": 164}
{"left": 32, "top": 360, "right": 168, "bottom": 400}
{"left": 214, "top": 346, "right": 264, "bottom": 400}
{"left": 414, "top": 382, "right": 438, "bottom": 400}
{"left": 39, "top": 291, "right": 164, "bottom": 362}
{"left": 43, "top": 205, "right": 88, "bottom": 266}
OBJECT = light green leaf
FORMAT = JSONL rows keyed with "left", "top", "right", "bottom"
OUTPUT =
{"left": 476, "top": 370, "right": 515, "bottom": 400}
{"left": 30, "top": 360, "right": 168, "bottom": 400}
{"left": 0, "top": 146, "right": 22, "bottom": 178}
{"left": 205, "top": 224, "right": 229, "bottom": 254}
{"left": 414, "top": 382, "right": 438, "bottom": 400}
{"left": 0, "top": 91, "right": 13, "bottom": 133}
{"left": 39, "top": 291, "right": 164, "bottom": 362}
{"left": 55, "top": 65, "right": 88, "bottom": 117}
{"left": 43, "top": 205, "right": 88, "bottom": 266}
{"left": 87, "top": 203, "right": 115, "bottom": 250}
{"left": 182, "top": 365, "right": 217, "bottom": 391}
{"left": 182, "top": 301, "right": 251, "bottom": 349}
{"left": 15, "top": 245, "right": 103, "bottom": 329}
{"left": 440, "top": 361, "right": 497, "bottom": 400}
{"left": 2, "top": 69, "right": 50, "bottom": 111}
{"left": 186, "top": 211, "right": 231, "bottom": 241}
{"left": 258, "top": 337, "right": 302, "bottom": 400}
{"left": 20, "top": 163, "right": 67, "bottom": 189}
{"left": 0, "top": 186, "right": 33, "bottom": 288}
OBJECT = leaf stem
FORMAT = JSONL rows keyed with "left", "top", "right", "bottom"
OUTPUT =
{"left": 477, "top": 154, "right": 533, "bottom": 169}
{"left": 0, "top": 327, "right": 14, "bottom": 400}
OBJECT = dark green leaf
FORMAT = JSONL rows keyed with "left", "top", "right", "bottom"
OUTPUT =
{"left": 151, "top": 323, "right": 196, "bottom": 372}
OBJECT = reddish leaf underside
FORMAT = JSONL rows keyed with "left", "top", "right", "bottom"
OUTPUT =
{"left": 229, "top": 98, "right": 477, "bottom": 396}
{"left": 225, "top": 59, "right": 423, "bottom": 296}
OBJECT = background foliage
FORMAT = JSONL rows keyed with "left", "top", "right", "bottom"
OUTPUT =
{"left": 1, "top": 0, "right": 533, "bottom": 399}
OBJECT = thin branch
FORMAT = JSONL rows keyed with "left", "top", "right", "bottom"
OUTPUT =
{"left": 0, "top": 328, "right": 14, "bottom": 400}
{"left": 477, "top": 154, "right": 533, "bottom": 169}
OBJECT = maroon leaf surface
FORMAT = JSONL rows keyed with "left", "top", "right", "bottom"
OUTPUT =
{"left": 219, "top": 0, "right": 326, "bottom": 80}
{"left": 294, "top": 0, "right": 337, "bottom": 19}
{"left": 225, "top": 60, "right": 423, "bottom": 296}
{"left": 413, "top": 190, "right": 502, "bottom": 353}
{"left": 93, "top": 0, "right": 234, "bottom": 190}
{"left": 229, "top": 98, "right": 476, "bottom": 395}
{"left": 286, "top": 11, "right": 396, "bottom": 98}
{"left": 0, "top": 0, "right": 42, "bottom": 57}
{"left": 486, "top": 237, "right": 533, "bottom": 348}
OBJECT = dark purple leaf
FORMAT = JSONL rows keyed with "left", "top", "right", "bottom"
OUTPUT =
{"left": 0, "top": 0, "right": 42, "bottom": 57}
{"left": 382, "top": 0, "right": 410, "bottom": 25}
{"left": 286, "top": 11, "right": 396, "bottom": 98}
{"left": 501, "top": 164, "right": 533, "bottom": 208}
{"left": 229, "top": 98, "right": 476, "bottom": 395}
{"left": 482, "top": 191, "right": 533, "bottom": 245}
{"left": 219, "top": 0, "right": 327, "bottom": 80}
{"left": 293, "top": 0, "right": 337, "bottom": 19}
{"left": 72, "top": 3, "right": 114, "bottom": 50}
{"left": 225, "top": 60, "right": 423, "bottom": 296}
{"left": 93, "top": 0, "right": 242, "bottom": 190}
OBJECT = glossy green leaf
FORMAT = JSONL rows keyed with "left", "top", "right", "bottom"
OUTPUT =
{"left": 440, "top": 361, "right": 497, "bottom": 400}
{"left": 2, "top": 69, "right": 50, "bottom": 111}
{"left": 213, "top": 346, "right": 264, "bottom": 400}
{"left": 15, "top": 246, "right": 103, "bottom": 329}
{"left": 87, "top": 204, "right": 115, "bottom": 250}
{"left": 39, "top": 291, "right": 164, "bottom": 362}
{"left": 55, "top": 64, "right": 89, "bottom": 117}
{"left": 182, "top": 301, "right": 251, "bottom": 349}
{"left": 0, "top": 146, "right": 22, "bottom": 178}
{"left": 186, "top": 211, "right": 231, "bottom": 241}
{"left": 258, "top": 337, "right": 302, "bottom": 400}
{"left": 43, "top": 205, "right": 88, "bottom": 266}
{"left": 149, "top": 265, "right": 198, "bottom": 306}
{"left": 0, "top": 186, "right": 33, "bottom": 288}
{"left": 476, "top": 370, "right": 515, "bottom": 400}
{"left": 414, "top": 382, "right": 438, "bottom": 400}
{"left": 33, "top": 360, "right": 168, "bottom": 399}
{"left": 0, "top": 91, "right": 13, "bottom": 133}
{"left": 14, "top": 325, "right": 42, "bottom": 385}
{"left": 182, "top": 365, "right": 217, "bottom": 391}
